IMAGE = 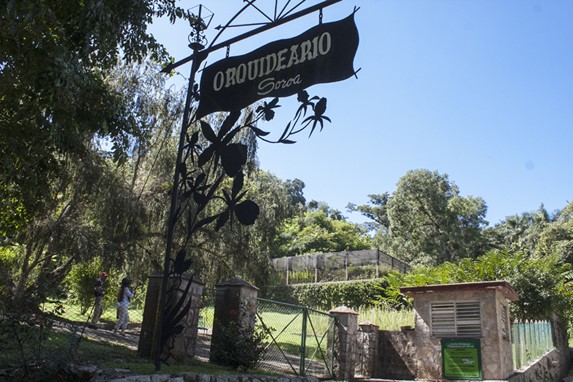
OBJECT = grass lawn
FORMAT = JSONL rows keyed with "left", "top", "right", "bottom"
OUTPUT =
{"left": 12, "top": 300, "right": 415, "bottom": 377}
{"left": 0, "top": 318, "right": 264, "bottom": 377}
{"left": 42, "top": 301, "right": 144, "bottom": 324}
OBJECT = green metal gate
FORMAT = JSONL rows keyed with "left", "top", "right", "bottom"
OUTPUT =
{"left": 256, "top": 298, "right": 336, "bottom": 378}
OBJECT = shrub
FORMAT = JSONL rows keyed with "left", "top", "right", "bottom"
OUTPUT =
{"left": 65, "top": 259, "right": 104, "bottom": 315}
{"left": 210, "top": 322, "right": 268, "bottom": 371}
{"left": 263, "top": 279, "right": 390, "bottom": 310}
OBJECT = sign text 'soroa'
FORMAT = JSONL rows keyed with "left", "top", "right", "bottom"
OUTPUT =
{"left": 196, "top": 13, "right": 359, "bottom": 118}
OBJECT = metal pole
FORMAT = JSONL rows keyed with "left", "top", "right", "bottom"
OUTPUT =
{"left": 300, "top": 307, "right": 308, "bottom": 376}
{"left": 154, "top": 45, "right": 206, "bottom": 371}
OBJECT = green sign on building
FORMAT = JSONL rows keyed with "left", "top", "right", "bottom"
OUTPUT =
{"left": 442, "top": 338, "right": 482, "bottom": 380}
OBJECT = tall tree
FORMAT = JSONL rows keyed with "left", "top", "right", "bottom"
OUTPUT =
{"left": 347, "top": 192, "right": 391, "bottom": 234}
{"left": 0, "top": 0, "right": 188, "bottom": 235}
{"left": 0, "top": 62, "right": 185, "bottom": 310}
{"left": 387, "top": 170, "right": 488, "bottom": 265}
{"left": 353, "top": 169, "right": 488, "bottom": 266}
{"left": 536, "top": 203, "right": 573, "bottom": 263}
{"left": 285, "top": 178, "right": 307, "bottom": 208}
{"left": 486, "top": 205, "right": 551, "bottom": 257}
{"left": 273, "top": 202, "right": 372, "bottom": 257}
{"left": 4, "top": 152, "right": 149, "bottom": 308}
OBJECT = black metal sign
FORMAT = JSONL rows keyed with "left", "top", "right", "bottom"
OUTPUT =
{"left": 197, "top": 13, "right": 359, "bottom": 118}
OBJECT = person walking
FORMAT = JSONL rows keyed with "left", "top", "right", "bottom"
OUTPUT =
{"left": 114, "top": 278, "right": 134, "bottom": 335}
{"left": 89, "top": 271, "right": 108, "bottom": 329}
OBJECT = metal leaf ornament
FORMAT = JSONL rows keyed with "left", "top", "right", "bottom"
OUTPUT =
{"left": 303, "top": 97, "right": 331, "bottom": 137}
{"left": 295, "top": 90, "right": 319, "bottom": 121}
{"left": 182, "top": 172, "right": 209, "bottom": 205}
{"left": 215, "top": 172, "right": 259, "bottom": 230}
{"left": 173, "top": 249, "right": 192, "bottom": 275}
{"left": 197, "top": 111, "right": 242, "bottom": 170}
{"left": 256, "top": 98, "right": 281, "bottom": 121}
{"left": 234, "top": 200, "right": 259, "bottom": 225}
{"left": 221, "top": 143, "right": 247, "bottom": 177}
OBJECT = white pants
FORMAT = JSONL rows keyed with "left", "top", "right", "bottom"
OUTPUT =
{"left": 114, "top": 303, "right": 130, "bottom": 330}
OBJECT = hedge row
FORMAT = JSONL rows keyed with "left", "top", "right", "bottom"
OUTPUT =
{"left": 262, "top": 278, "right": 389, "bottom": 310}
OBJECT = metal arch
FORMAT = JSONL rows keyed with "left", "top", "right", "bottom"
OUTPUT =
{"left": 155, "top": 0, "right": 351, "bottom": 372}
{"left": 211, "top": 0, "right": 308, "bottom": 45}
{"left": 161, "top": 0, "right": 342, "bottom": 73}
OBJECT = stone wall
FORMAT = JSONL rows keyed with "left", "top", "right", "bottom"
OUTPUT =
{"left": 508, "top": 349, "right": 562, "bottom": 382}
{"left": 376, "top": 328, "right": 416, "bottom": 380}
{"left": 351, "top": 317, "right": 569, "bottom": 382}
{"left": 355, "top": 323, "right": 378, "bottom": 378}
{"left": 508, "top": 314, "right": 570, "bottom": 382}
{"left": 78, "top": 366, "right": 322, "bottom": 382}
{"left": 351, "top": 321, "right": 570, "bottom": 382}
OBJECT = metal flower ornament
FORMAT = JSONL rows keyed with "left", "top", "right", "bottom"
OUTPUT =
{"left": 154, "top": 0, "right": 359, "bottom": 369}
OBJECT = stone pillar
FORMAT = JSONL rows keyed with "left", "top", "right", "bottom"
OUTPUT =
{"left": 356, "top": 321, "right": 379, "bottom": 378}
{"left": 209, "top": 278, "right": 259, "bottom": 365}
{"left": 137, "top": 273, "right": 204, "bottom": 363}
{"left": 329, "top": 306, "right": 358, "bottom": 380}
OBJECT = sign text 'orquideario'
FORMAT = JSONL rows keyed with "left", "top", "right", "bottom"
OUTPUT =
{"left": 196, "top": 13, "right": 358, "bottom": 118}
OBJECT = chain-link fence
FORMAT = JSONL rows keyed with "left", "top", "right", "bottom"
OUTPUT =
{"left": 255, "top": 298, "right": 336, "bottom": 378}
{"left": 271, "top": 249, "right": 411, "bottom": 284}
{"left": 196, "top": 288, "right": 216, "bottom": 362}
{"left": 40, "top": 297, "right": 144, "bottom": 329}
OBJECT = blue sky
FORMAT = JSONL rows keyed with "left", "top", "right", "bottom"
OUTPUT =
{"left": 150, "top": 0, "right": 573, "bottom": 227}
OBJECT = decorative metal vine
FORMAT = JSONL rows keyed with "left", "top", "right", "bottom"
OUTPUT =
{"left": 156, "top": 0, "right": 344, "bottom": 369}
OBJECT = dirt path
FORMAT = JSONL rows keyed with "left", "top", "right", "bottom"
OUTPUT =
{"left": 53, "top": 320, "right": 140, "bottom": 350}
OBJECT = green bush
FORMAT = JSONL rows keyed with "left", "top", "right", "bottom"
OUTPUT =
{"left": 381, "top": 251, "right": 573, "bottom": 321}
{"left": 210, "top": 322, "right": 268, "bottom": 371}
{"left": 263, "top": 279, "right": 390, "bottom": 310}
{"left": 65, "top": 261, "right": 139, "bottom": 316}
{"left": 65, "top": 259, "right": 105, "bottom": 315}
{"left": 0, "top": 246, "right": 20, "bottom": 306}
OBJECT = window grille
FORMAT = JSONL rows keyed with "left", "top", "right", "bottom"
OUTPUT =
{"left": 500, "top": 304, "right": 509, "bottom": 340}
{"left": 431, "top": 301, "right": 481, "bottom": 337}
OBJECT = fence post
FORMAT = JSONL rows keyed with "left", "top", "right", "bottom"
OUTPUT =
{"left": 520, "top": 322, "right": 526, "bottom": 367}
{"left": 314, "top": 255, "right": 318, "bottom": 283}
{"left": 356, "top": 321, "right": 379, "bottom": 378}
{"left": 512, "top": 321, "right": 521, "bottom": 370}
{"left": 533, "top": 321, "right": 541, "bottom": 360}
{"left": 527, "top": 320, "right": 533, "bottom": 365}
{"left": 137, "top": 273, "right": 204, "bottom": 363}
{"left": 329, "top": 306, "right": 358, "bottom": 380}
{"left": 286, "top": 257, "right": 290, "bottom": 285}
{"left": 545, "top": 321, "right": 552, "bottom": 352}
{"left": 210, "top": 278, "right": 259, "bottom": 365}
{"left": 376, "top": 250, "right": 380, "bottom": 278}
{"left": 300, "top": 307, "right": 308, "bottom": 376}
